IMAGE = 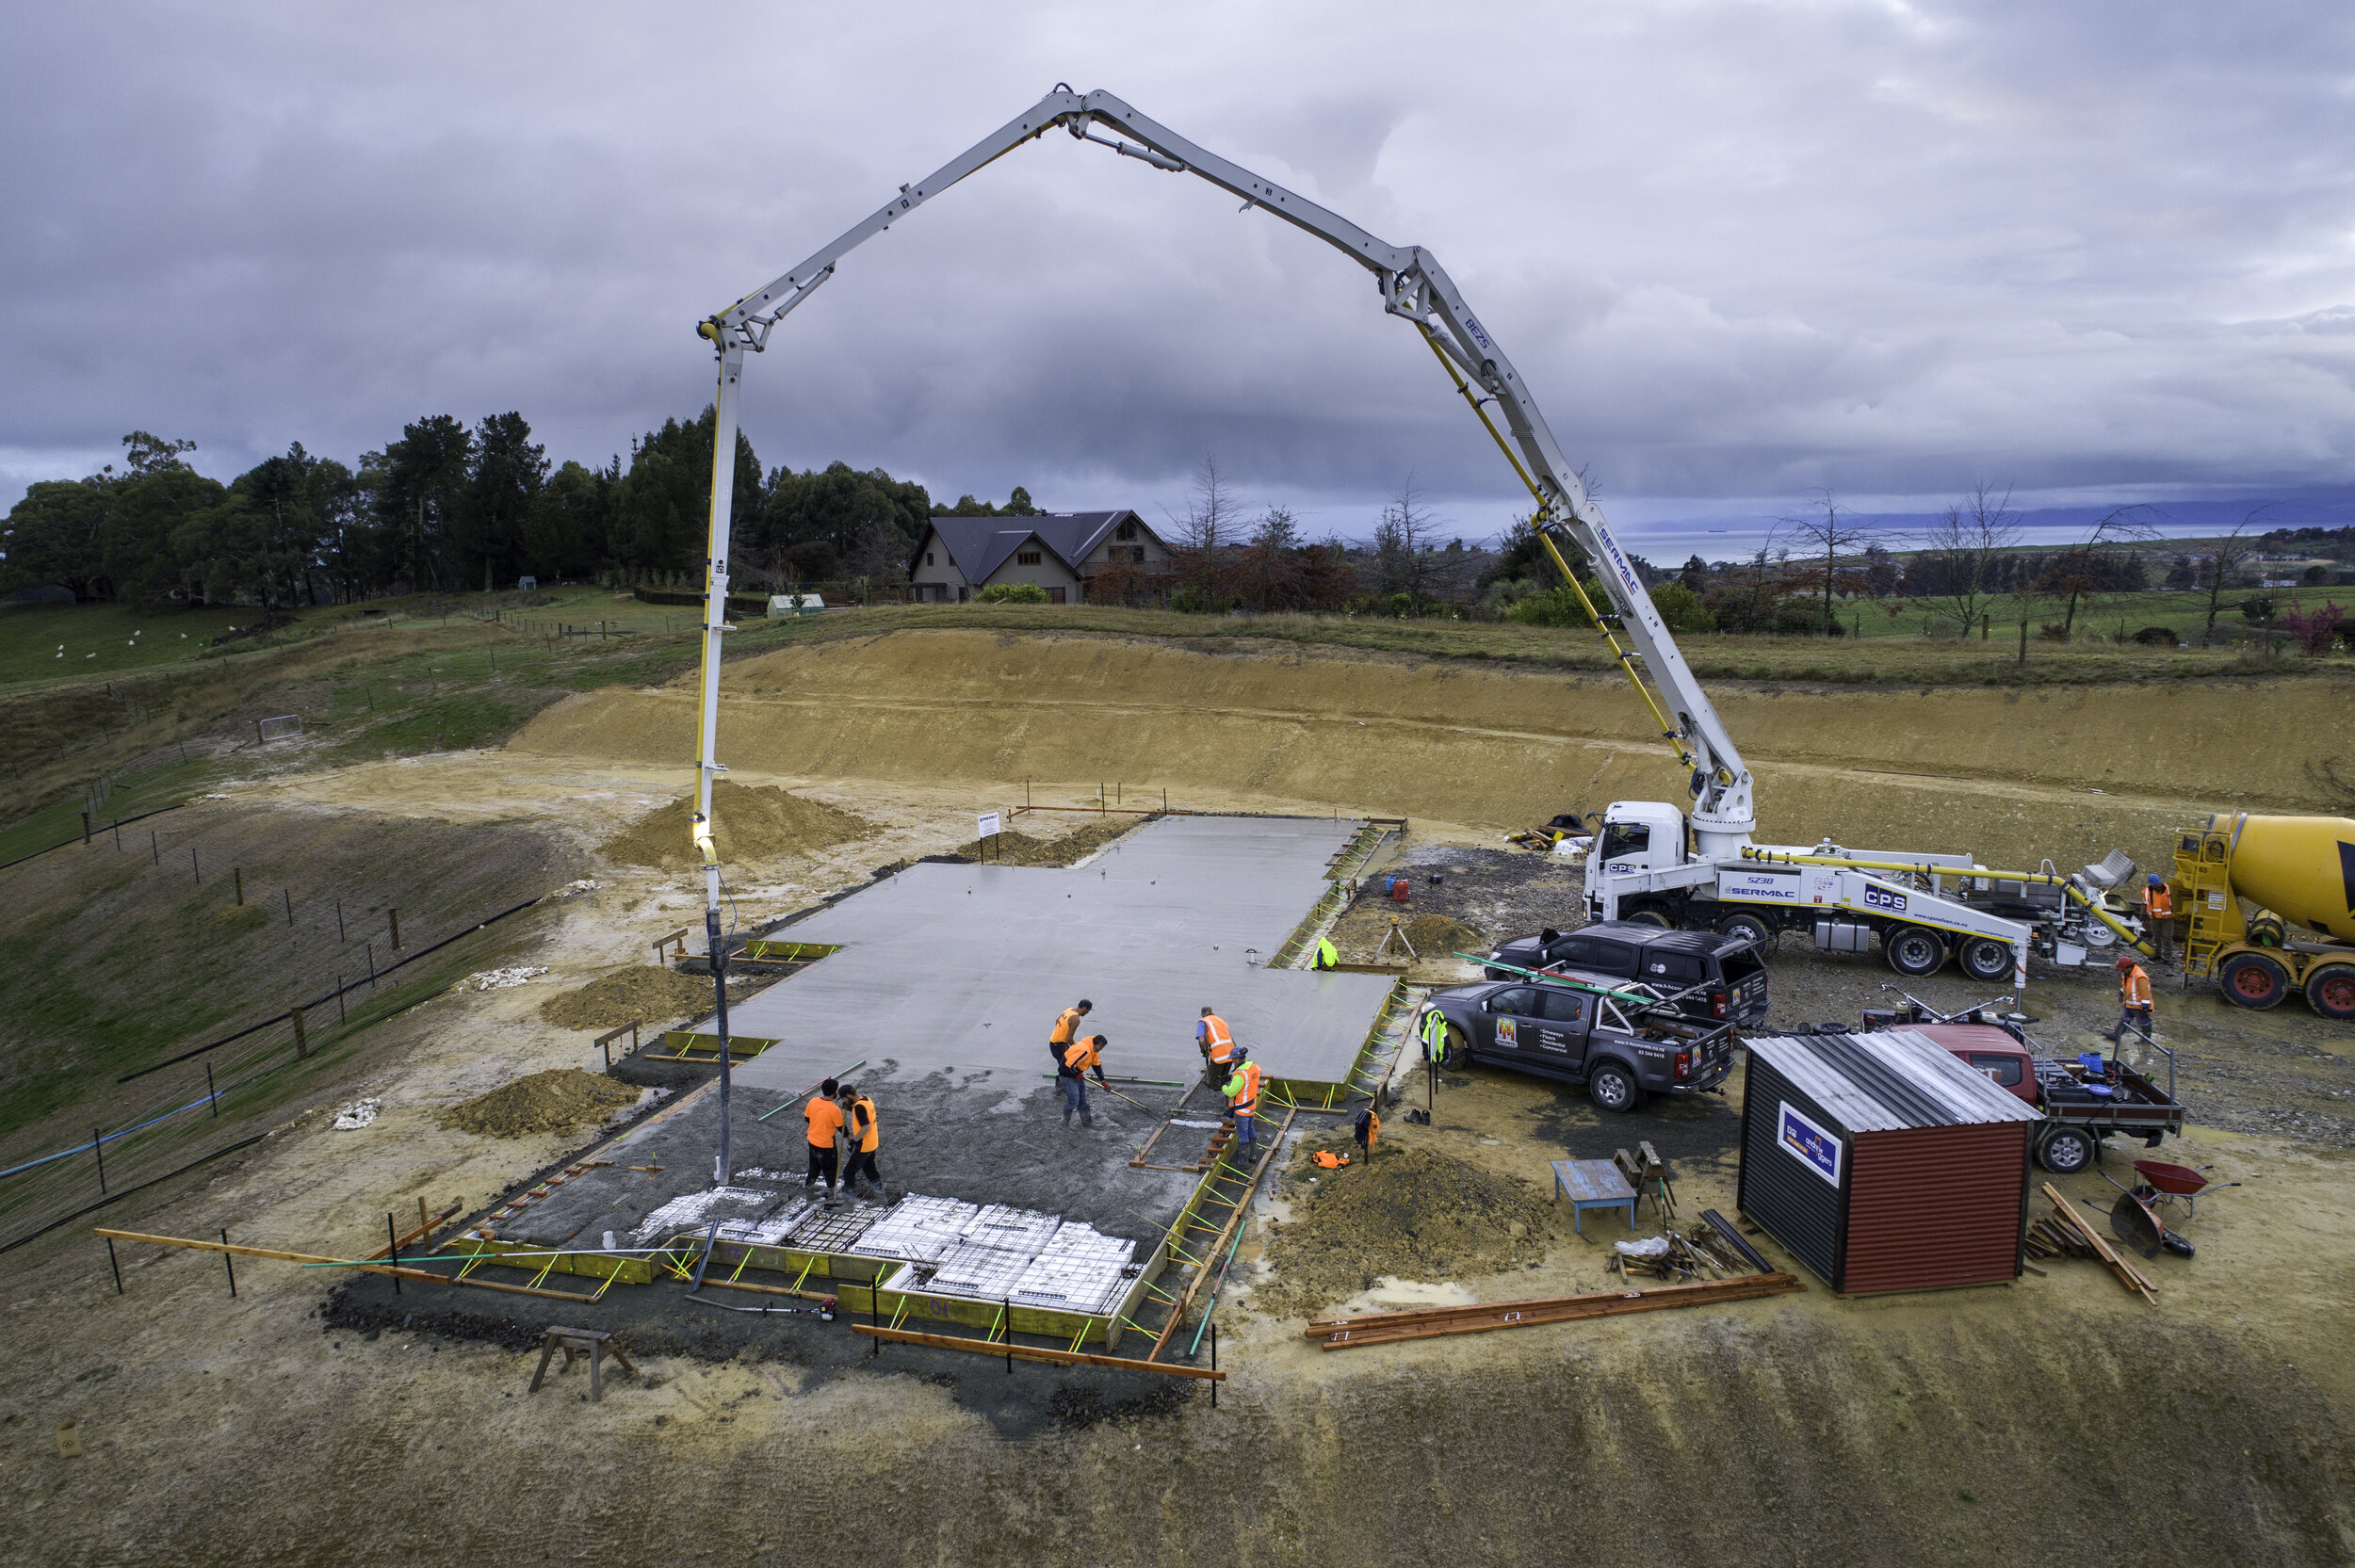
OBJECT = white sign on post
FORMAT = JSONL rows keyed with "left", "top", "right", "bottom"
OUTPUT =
{"left": 977, "top": 812, "right": 1002, "bottom": 839}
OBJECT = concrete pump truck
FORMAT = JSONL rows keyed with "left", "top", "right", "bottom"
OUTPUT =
{"left": 685, "top": 85, "right": 2156, "bottom": 1010}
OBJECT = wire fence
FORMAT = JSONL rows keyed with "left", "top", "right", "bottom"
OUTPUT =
{"left": 0, "top": 859, "right": 561, "bottom": 1256}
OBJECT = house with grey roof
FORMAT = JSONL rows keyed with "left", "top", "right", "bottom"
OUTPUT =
{"left": 908, "top": 510, "right": 1171, "bottom": 604}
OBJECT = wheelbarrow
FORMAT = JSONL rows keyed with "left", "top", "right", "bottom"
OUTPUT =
{"left": 2130, "top": 1158, "right": 2240, "bottom": 1222}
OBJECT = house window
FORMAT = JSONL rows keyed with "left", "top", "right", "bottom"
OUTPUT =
{"left": 925, "top": 553, "right": 934, "bottom": 566}
{"left": 1048, "top": 587, "right": 1066, "bottom": 605}
{"left": 1115, "top": 520, "right": 1137, "bottom": 542}
{"left": 1016, "top": 551, "right": 1042, "bottom": 565}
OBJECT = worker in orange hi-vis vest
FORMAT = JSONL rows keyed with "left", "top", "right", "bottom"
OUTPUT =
{"left": 2141, "top": 875, "right": 2175, "bottom": 965}
{"left": 1195, "top": 1007, "right": 1236, "bottom": 1082}
{"left": 2109, "top": 956, "right": 2153, "bottom": 1046}
{"left": 1048, "top": 999, "right": 1093, "bottom": 1067}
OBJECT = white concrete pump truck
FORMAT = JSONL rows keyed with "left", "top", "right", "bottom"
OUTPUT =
{"left": 686, "top": 86, "right": 2154, "bottom": 1017}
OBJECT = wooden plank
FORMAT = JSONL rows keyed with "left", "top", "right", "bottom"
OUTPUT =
{"left": 1311, "top": 1275, "right": 1806, "bottom": 1349}
{"left": 2039, "top": 1183, "right": 2156, "bottom": 1303}
{"left": 853, "top": 1325, "right": 1226, "bottom": 1381}
{"left": 697, "top": 1276, "right": 836, "bottom": 1303}
{"left": 1307, "top": 1273, "right": 1802, "bottom": 1334}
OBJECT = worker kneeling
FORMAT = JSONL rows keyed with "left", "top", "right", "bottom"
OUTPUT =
{"left": 1060, "top": 1033, "right": 1111, "bottom": 1127}
{"left": 1224, "top": 1047, "right": 1262, "bottom": 1164}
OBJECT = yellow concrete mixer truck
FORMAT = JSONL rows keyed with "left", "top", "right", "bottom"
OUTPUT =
{"left": 2172, "top": 813, "right": 2355, "bottom": 1021}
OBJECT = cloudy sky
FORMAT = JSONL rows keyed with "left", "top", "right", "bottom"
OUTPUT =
{"left": 5, "top": 2, "right": 2351, "bottom": 549}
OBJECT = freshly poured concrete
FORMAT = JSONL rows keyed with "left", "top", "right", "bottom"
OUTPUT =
{"left": 719, "top": 814, "right": 1395, "bottom": 1092}
{"left": 503, "top": 816, "right": 1388, "bottom": 1250}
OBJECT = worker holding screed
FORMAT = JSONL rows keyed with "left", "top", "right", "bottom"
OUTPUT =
{"left": 1223, "top": 1046, "right": 1263, "bottom": 1164}
{"left": 1049, "top": 999, "right": 1094, "bottom": 1067}
{"left": 1059, "top": 1034, "right": 1112, "bottom": 1127}
{"left": 804, "top": 1077, "right": 847, "bottom": 1201}
{"left": 1196, "top": 1006, "right": 1237, "bottom": 1084}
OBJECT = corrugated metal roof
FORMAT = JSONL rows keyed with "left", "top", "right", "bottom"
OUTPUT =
{"left": 1743, "top": 1029, "right": 2042, "bottom": 1131}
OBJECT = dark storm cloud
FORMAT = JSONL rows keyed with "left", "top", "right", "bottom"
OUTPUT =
{"left": 3, "top": 1, "right": 2350, "bottom": 535}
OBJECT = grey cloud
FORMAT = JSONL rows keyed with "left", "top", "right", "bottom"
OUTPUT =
{"left": 2, "top": 0, "right": 2349, "bottom": 537}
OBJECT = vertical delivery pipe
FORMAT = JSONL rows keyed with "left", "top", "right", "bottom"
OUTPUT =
{"left": 692, "top": 335, "right": 746, "bottom": 1188}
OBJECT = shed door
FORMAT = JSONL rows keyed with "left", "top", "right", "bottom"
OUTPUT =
{"left": 1842, "top": 1124, "right": 2028, "bottom": 1295}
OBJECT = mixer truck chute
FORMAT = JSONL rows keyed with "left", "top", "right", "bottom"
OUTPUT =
{"left": 2173, "top": 814, "right": 2355, "bottom": 1021}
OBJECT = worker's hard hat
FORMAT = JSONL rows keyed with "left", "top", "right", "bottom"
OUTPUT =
{"left": 2147, "top": 874, "right": 2165, "bottom": 887}
{"left": 2115, "top": 954, "right": 2136, "bottom": 968}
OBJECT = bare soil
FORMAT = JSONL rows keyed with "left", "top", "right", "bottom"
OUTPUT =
{"left": 537, "top": 964, "right": 722, "bottom": 1030}
{"left": 3, "top": 627, "right": 2351, "bottom": 1567}
{"left": 601, "top": 778, "right": 875, "bottom": 868}
{"left": 435, "top": 1068, "right": 640, "bottom": 1138}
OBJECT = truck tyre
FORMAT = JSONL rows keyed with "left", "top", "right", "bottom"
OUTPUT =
{"left": 2219, "top": 951, "right": 2290, "bottom": 1010}
{"left": 1589, "top": 1060, "right": 1645, "bottom": 1114}
{"left": 1438, "top": 1022, "right": 1471, "bottom": 1070}
{"left": 2305, "top": 963, "right": 2355, "bottom": 1022}
{"left": 2037, "top": 1124, "right": 2096, "bottom": 1174}
{"left": 1622, "top": 907, "right": 1673, "bottom": 929}
{"left": 1958, "top": 936, "right": 2013, "bottom": 983}
{"left": 1716, "top": 911, "right": 1774, "bottom": 948}
{"left": 1883, "top": 925, "right": 1947, "bottom": 978}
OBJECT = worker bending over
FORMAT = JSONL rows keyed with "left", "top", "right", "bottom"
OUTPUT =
{"left": 803, "top": 1076, "right": 847, "bottom": 1201}
{"left": 2142, "top": 875, "right": 2174, "bottom": 965}
{"left": 1313, "top": 937, "right": 1339, "bottom": 970}
{"left": 1049, "top": 998, "right": 1094, "bottom": 1068}
{"left": 2109, "top": 956, "right": 2154, "bottom": 1046}
{"left": 1195, "top": 1006, "right": 1236, "bottom": 1083}
{"left": 1224, "top": 1046, "right": 1262, "bottom": 1163}
{"left": 839, "top": 1082, "right": 884, "bottom": 1203}
{"left": 1059, "top": 1033, "right": 1111, "bottom": 1127}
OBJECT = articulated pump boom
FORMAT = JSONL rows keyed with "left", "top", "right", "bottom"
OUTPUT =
{"left": 688, "top": 84, "right": 2144, "bottom": 1002}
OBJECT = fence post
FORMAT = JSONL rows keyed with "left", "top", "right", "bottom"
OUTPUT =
{"left": 152, "top": 830, "right": 158, "bottom": 865}
{"left": 389, "top": 909, "right": 401, "bottom": 949}
{"left": 387, "top": 1214, "right": 401, "bottom": 1295}
{"left": 82, "top": 813, "right": 91, "bottom": 846}
{"left": 291, "top": 1007, "right": 308, "bottom": 1060}
{"left": 336, "top": 899, "right": 346, "bottom": 942}
{"left": 337, "top": 977, "right": 347, "bottom": 1025}
{"left": 284, "top": 888, "right": 293, "bottom": 927}
{"left": 206, "top": 1060, "right": 219, "bottom": 1117}
{"left": 366, "top": 941, "right": 376, "bottom": 988}
{"left": 191, "top": 849, "right": 200, "bottom": 883}
{"left": 221, "top": 1230, "right": 236, "bottom": 1298}
{"left": 91, "top": 1127, "right": 106, "bottom": 1194}
{"left": 233, "top": 867, "right": 243, "bottom": 906}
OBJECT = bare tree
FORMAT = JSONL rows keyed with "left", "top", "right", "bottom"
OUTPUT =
{"left": 1781, "top": 489, "right": 1875, "bottom": 636}
{"left": 2020, "top": 507, "right": 2158, "bottom": 642}
{"left": 2199, "top": 505, "right": 2274, "bottom": 646}
{"left": 1912, "top": 482, "right": 2022, "bottom": 639}
{"left": 1241, "top": 505, "right": 1301, "bottom": 612}
{"left": 1163, "top": 453, "right": 1239, "bottom": 602}
{"left": 843, "top": 519, "right": 911, "bottom": 604}
{"left": 1372, "top": 477, "right": 1451, "bottom": 611}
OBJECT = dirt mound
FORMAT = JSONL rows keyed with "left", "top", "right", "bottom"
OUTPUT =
{"left": 601, "top": 779, "right": 873, "bottom": 868}
{"left": 437, "top": 1069, "right": 638, "bottom": 1138}
{"left": 1405, "top": 913, "right": 1485, "bottom": 958}
{"left": 539, "top": 966, "right": 715, "bottom": 1030}
{"left": 1258, "top": 1144, "right": 1550, "bottom": 1317}
{"left": 955, "top": 817, "right": 1140, "bottom": 866}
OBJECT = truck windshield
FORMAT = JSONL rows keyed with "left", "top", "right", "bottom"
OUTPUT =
{"left": 1598, "top": 822, "right": 1651, "bottom": 860}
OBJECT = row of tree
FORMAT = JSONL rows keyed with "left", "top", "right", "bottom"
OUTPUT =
{"left": 0, "top": 410, "right": 1048, "bottom": 607}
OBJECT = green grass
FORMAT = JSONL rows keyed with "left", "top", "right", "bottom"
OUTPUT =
{"left": 0, "top": 600, "right": 254, "bottom": 686}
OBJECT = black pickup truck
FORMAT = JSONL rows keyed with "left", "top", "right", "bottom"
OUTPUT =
{"left": 1484, "top": 922, "right": 1771, "bottom": 1027}
{"left": 1419, "top": 977, "right": 1736, "bottom": 1113}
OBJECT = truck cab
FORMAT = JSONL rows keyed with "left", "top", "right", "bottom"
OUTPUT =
{"left": 1586, "top": 801, "right": 1688, "bottom": 884}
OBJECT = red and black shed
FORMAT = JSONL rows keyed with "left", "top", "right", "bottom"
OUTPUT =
{"left": 1737, "top": 1028, "right": 2043, "bottom": 1294}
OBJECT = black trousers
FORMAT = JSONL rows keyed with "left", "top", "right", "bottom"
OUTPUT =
{"left": 845, "top": 1149, "right": 881, "bottom": 1187}
{"left": 805, "top": 1144, "right": 838, "bottom": 1188}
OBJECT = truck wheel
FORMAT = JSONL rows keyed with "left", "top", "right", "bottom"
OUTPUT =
{"left": 1883, "top": 926, "right": 1947, "bottom": 978}
{"left": 2037, "top": 1125, "right": 2096, "bottom": 1174}
{"left": 1438, "top": 1022, "right": 1471, "bottom": 1070}
{"left": 2219, "top": 952, "right": 2290, "bottom": 1010}
{"left": 1589, "top": 1061, "right": 1645, "bottom": 1114}
{"left": 1958, "top": 936, "right": 2013, "bottom": 983}
{"left": 1716, "top": 912, "right": 1774, "bottom": 948}
{"left": 1622, "top": 907, "right": 1673, "bottom": 929}
{"left": 2305, "top": 963, "right": 2355, "bottom": 1022}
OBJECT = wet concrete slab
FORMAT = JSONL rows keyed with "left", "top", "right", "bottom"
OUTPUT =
{"left": 502, "top": 816, "right": 1370, "bottom": 1251}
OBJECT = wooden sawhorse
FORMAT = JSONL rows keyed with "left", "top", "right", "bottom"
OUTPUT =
{"left": 528, "top": 1326, "right": 635, "bottom": 1402}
